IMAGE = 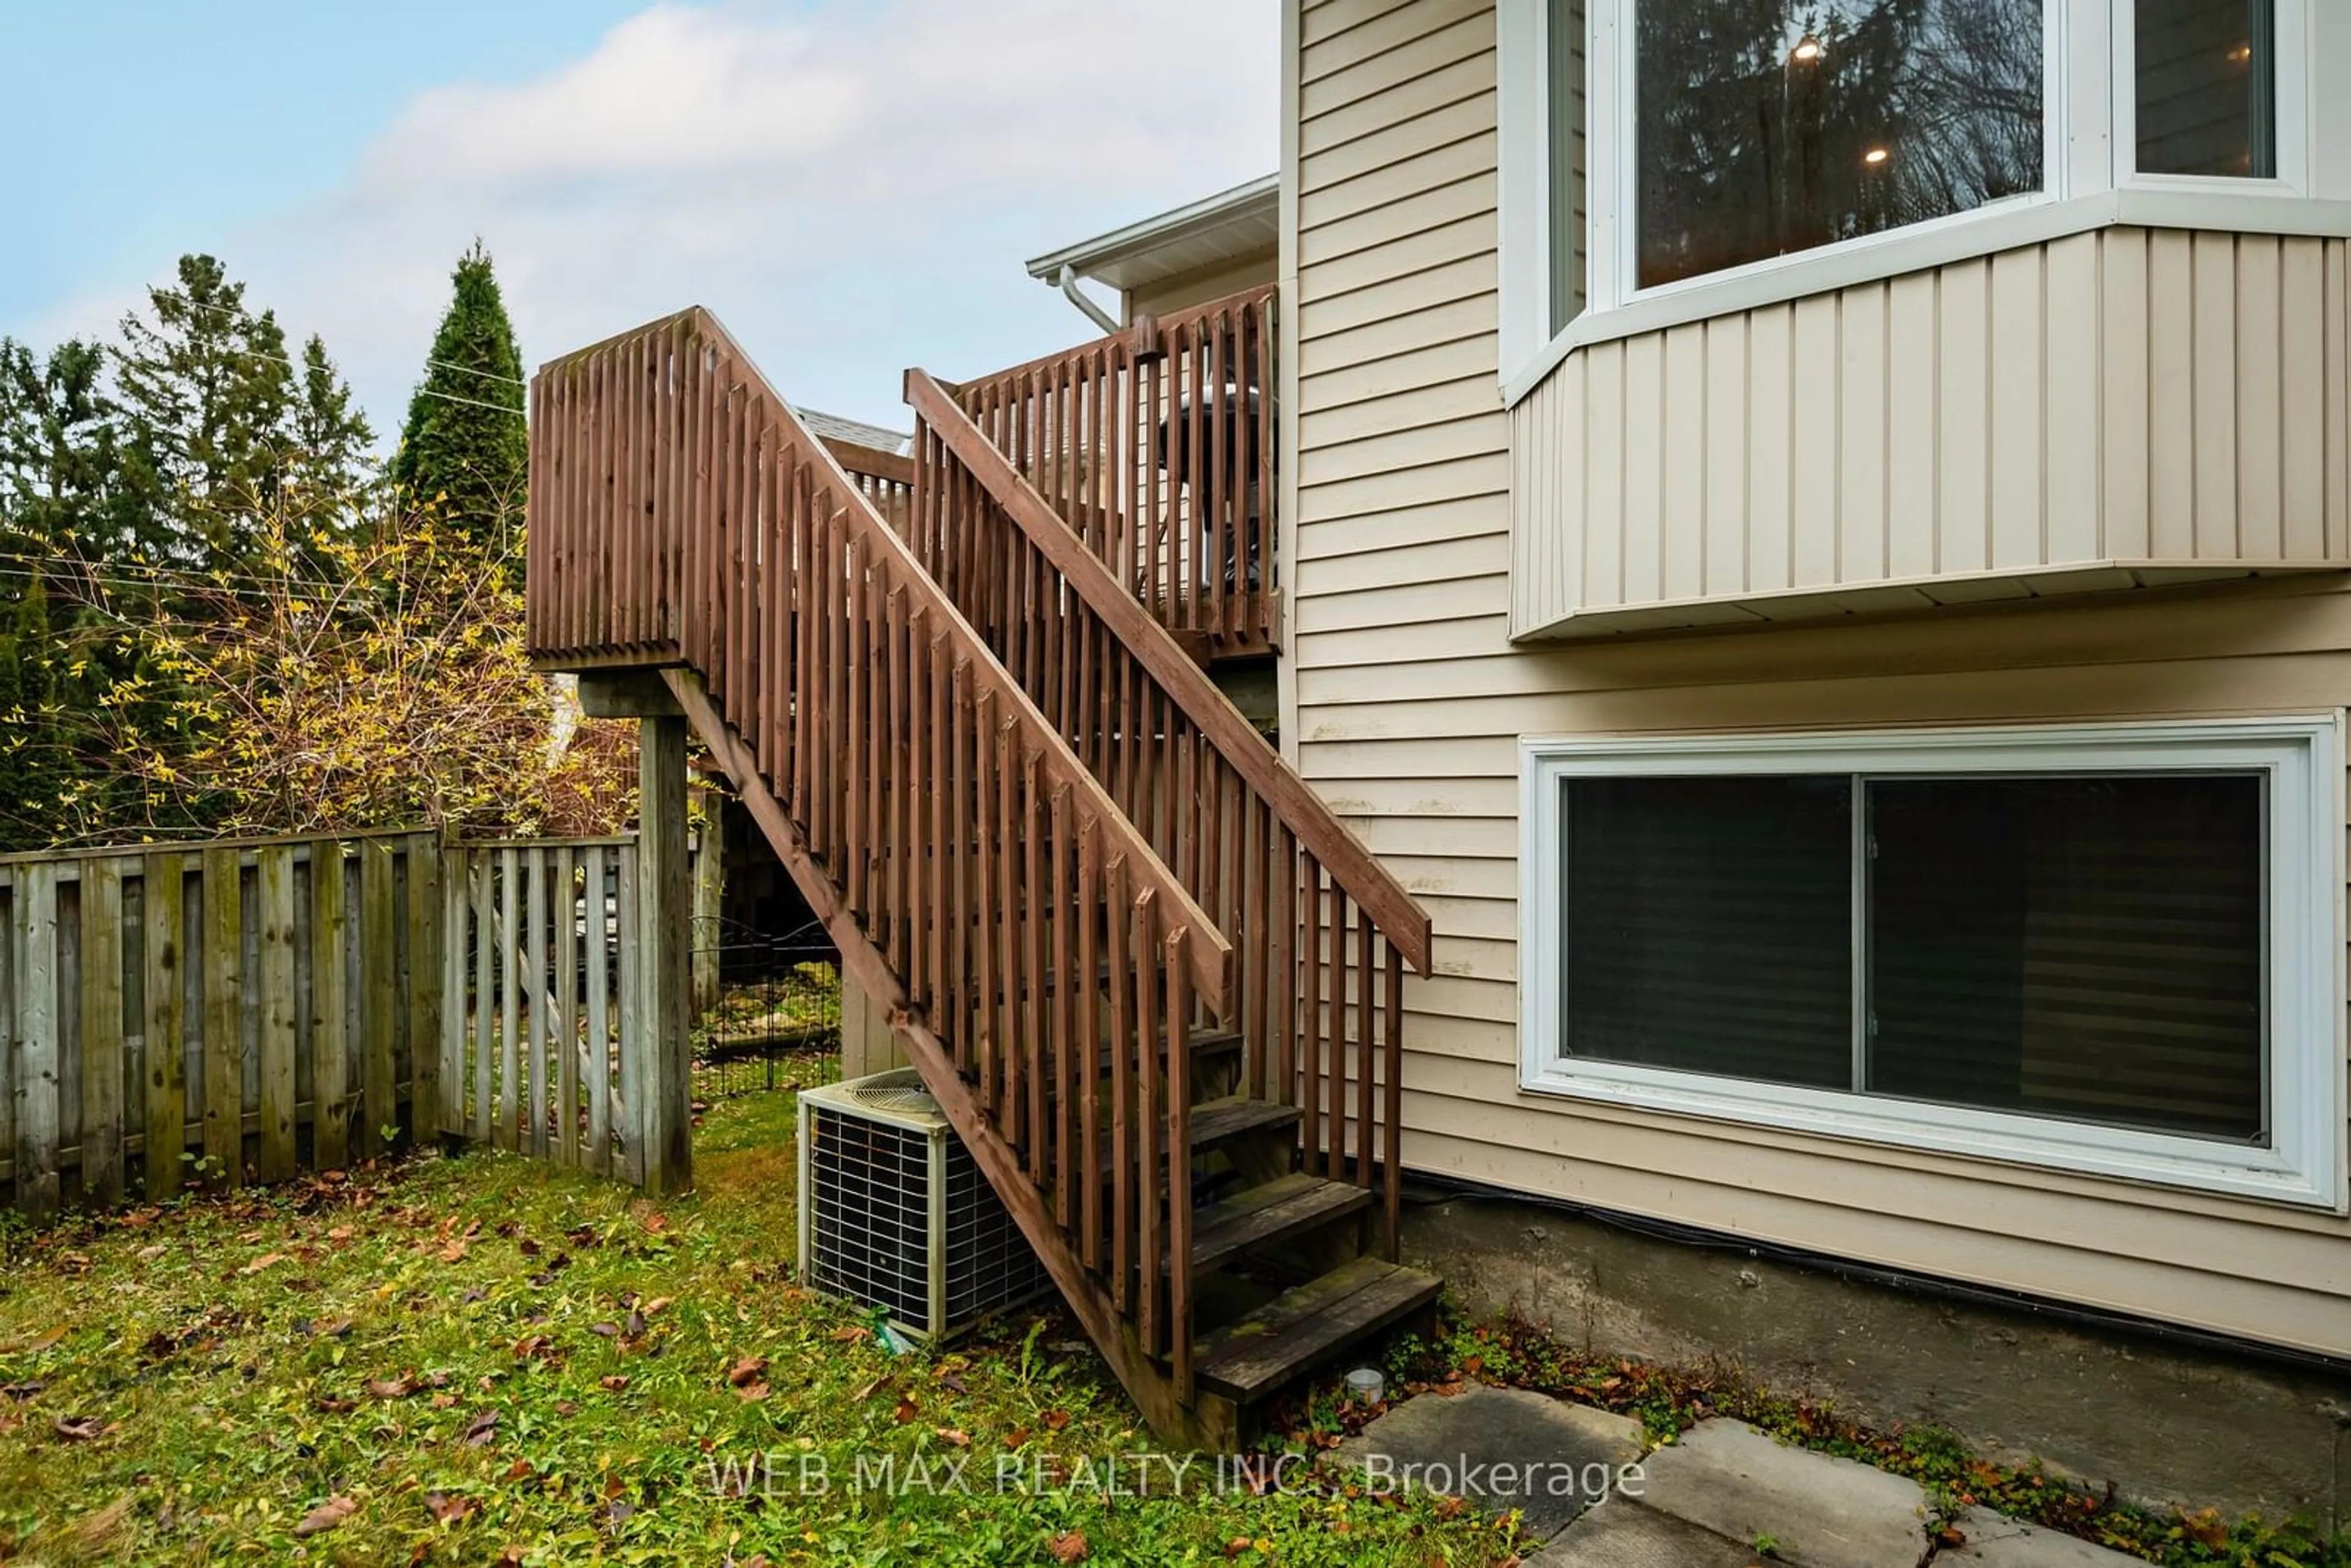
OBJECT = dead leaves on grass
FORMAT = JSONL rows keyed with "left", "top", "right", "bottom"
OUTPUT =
{"left": 293, "top": 1495, "right": 357, "bottom": 1537}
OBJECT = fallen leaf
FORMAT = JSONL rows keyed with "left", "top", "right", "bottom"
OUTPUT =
{"left": 640, "top": 1212, "right": 669, "bottom": 1234}
{"left": 135, "top": 1245, "right": 165, "bottom": 1262}
{"left": 424, "top": 1491, "right": 476, "bottom": 1526}
{"left": 643, "top": 1296, "right": 673, "bottom": 1316}
{"left": 21, "top": 1327, "right": 67, "bottom": 1353}
{"left": 294, "top": 1495, "right": 357, "bottom": 1537}
{"left": 1048, "top": 1531, "right": 1089, "bottom": 1564}
{"left": 934, "top": 1427, "right": 970, "bottom": 1448}
{"left": 366, "top": 1376, "right": 417, "bottom": 1400}
{"left": 2, "top": 1380, "right": 44, "bottom": 1400}
{"left": 2180, "top": 1510, "right": 2229, "bottom": 1551}
{"left": 895, "top": 1396, "right": 920, "bottom": 1425}
{"left": 240, "top": 1253, "right": 285, "bottom": 1275}
{"left": 504, "top": 1459, "right": 534, "bottom": 1482}
{"left": 735, "top": 1381, "right": 770, "bottom": 1402}
{"left": 1043, "top": 1409, "right": 1071, "bottom": 1431}
{"left": 829, "top": 1326, "right": 872, "bottom": 1345}
{"left": 599, "top": 1375, "right": 630, "bottom": 1392}
{"left": 326, "top": 1225, "right": 355, "bottom": 1242}
{"left": 309, "top": 1316, "right": 354, "bottom": 1338}
{"left": 588, "top": 1321, "right": 620, "bottom": 1338}
{"left": 463, "top": 1410, "right": 500, "bottom": 1447}
{"left": 1007, "top": 1426, "right": 1031, "bottom": 1448}
{"left": 315, "top": 1396, "right": 356, "bottom": 1414}
{"left": 729, "top": 1356, "right": 768, "bottom": 1387}
{"left": 51, "top": 1415, "right": 107, "bottom": 1442}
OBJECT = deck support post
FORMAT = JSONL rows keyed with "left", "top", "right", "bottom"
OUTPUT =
{"left": 638, "top": 713, "right": 694, "bottom": 1195}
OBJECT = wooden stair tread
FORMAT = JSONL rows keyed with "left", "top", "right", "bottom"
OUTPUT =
{"left": 1091, "top": 1027, "right": 1242, "bottom": 1078}
{"left": 1183, "top": 1095, "right": 1300, "bottom": 1153}
{"left": 1193, "top": 1257, "right": 1440, "bottom": 1404}
{"left": 1179, "top": 1173, "right": 1368, "bottom": 1274}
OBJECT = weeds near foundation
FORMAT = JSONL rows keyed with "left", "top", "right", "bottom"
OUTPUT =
{"left": 1271, "top": 1303, "right": 2351, "bottom": 1568}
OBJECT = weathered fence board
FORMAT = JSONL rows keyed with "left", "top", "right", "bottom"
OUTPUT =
{"left": 0, "top": 831, "right": 442, "bottom": 1215}
{"left": 438, "top": 838, "right": 671, "bottom": 1187}
{"left": 0, "top": 827, "right": 689, "bottom": 1218}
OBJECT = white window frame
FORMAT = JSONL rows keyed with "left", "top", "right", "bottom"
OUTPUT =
{"left": 1498, "top": 0, "right": 2351, "bottom": 402}
{"left": 1518, "top": 716, "right": 2348, "bottom": 1210}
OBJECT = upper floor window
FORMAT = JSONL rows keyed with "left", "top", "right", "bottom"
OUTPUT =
{"left": 1502, "top": 0, "right": 2329, "bottom": 386}
{"left": 2135, "top": 0, "right": 2277, "bottom": 178}
{"left": 1635, "top": 2, "right": 2050, "bottom": 290}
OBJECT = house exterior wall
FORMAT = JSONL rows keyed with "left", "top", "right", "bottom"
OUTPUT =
{"left": 1511, "top": 230, "right": 2351, "bottom": 637}
{"left": 1125, "top": 249, "right": 1278, "bottom": 324}
{"left": 1283, "top": 0, "right": 2351, "bottom": 1359}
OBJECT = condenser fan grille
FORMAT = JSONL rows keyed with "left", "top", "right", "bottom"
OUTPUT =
{"left": 806, "top": 1107, "right": 933, "bottom": 1332}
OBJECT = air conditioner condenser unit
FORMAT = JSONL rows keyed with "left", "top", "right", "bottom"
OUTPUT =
{"left": 797, "top": 1068, "right": 1054, "bottom": 1342}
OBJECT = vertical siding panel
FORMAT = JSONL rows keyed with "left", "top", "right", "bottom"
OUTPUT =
{"left": 1660, "top": 323, "right": 1706, "bottom": 599}
{"left": 2191, "top": 231, "right": 2241, "bottom": 556}
{"left": 2147, "top": 230, "right": 2198, "bottom": 557}
{"left": 2100, "top": 230, "right": 2153, "bottom": 560}
{"left": 2043, "top": 232, "right": 2102, "bottom": 565}
{"left": 1791, "top": 294, "right": 1842, "bottom": 585}
{"left": 1705, "top": 315, "right": 1750, "bottom": 594}
{"left": 1937, "top": 259, "right": 1991, "bottom": 572}
{"left": 1622, "top": 334, "right": 1665, "bottom": 603}
{"left": 1839, "top": 283, "right": 1888, "bottom": 583}
{"left": 1747, "top": 304, "right": 1794, "bottom": 593}
{"left": 1989, "top": 246, "right": 2045, "bottom": 570}
{"left": 2234, "top": 235, "right": 2285, "bottom": 560}
{"left": 1585, "top": 341, "right": 1625, "bottom": 608}
{"left": 2278, "top": 238, "right": 2327, "bottom": 558}
{"left": 1559, "top": 350, "right": 1590, "bottom": 615}
{"left": 1886, "top": 274, "right": 1939, "bottom": 578}
{"left": 2327, "top": 241, "right": 2350, "bottom": 557}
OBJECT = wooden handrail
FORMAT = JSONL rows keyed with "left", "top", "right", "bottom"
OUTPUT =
{"left": 530, "top": 307, "right": 1231, "bottom": 1013}
{"left": 907, "top": 368, "right": 1432, "bottom": 973}
{"left": 950, "top": 284, "right": 1279, "bottom": 651}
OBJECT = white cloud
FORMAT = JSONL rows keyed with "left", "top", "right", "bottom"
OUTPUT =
{"left": 236, "top": 0, "right": 1277, "bottom": 440}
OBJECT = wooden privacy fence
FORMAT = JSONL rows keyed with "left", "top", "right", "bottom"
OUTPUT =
{"left": 436, "top": 835, "right": 684, "bottom": 1188}
{"left": 0, "top": 827, "right": 697, "bottom": 1221}
{"left": 0, "top": 828, "right": 445, "bottom": 1218}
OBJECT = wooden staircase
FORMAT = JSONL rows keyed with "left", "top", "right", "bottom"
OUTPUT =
{"left": 524, "top": 296, "right": 1437, "bottom": 1448}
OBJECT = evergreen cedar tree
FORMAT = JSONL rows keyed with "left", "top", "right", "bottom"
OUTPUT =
{"left": 389, "top": 241, "right": 528, "bottom": 557}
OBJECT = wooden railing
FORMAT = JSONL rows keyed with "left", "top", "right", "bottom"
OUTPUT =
{"left": 528, "top": 309, "right": 1235, "bottom": 1397}
{"left": 906, "top": 367, "right": 1433, "bottom": 1260}
{"left": 947, "top": 285, "right": 1278, "bottom": 655}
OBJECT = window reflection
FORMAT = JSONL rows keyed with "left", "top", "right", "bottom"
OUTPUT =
{"left": 2136, "top": 0, "right": 2276, "bottom": 178}
{"left": 1636, "top": 0, "right": 2046, "bottom": 290}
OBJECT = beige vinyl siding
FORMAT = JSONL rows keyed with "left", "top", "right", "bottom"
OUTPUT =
{"left": 1125, "top": 250, "right": 1277, "bottom": 323}
{"left": 1512, "top": 230, "right": 2351, "bottom": 637}
{"left": 1286, "top": 0, "right": 2351, "bottom": 1357}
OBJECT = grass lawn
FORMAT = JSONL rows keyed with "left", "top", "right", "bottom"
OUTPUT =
{"left": 0, "top": 1062, "right": 1518, "bottom": 1567}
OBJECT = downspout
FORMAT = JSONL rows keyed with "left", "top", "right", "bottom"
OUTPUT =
{"left": 1055, "top": 264, "right": 1122, "bottom": 334}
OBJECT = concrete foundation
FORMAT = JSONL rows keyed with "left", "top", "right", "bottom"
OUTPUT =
{"left": 1403, "top": 1193, "right": 2351, "bottom": 1531}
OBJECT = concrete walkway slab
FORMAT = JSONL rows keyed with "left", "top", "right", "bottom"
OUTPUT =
{"left": 1329, "top": 1382, "right": 1644, "bottom": 1536}
{"left": 1524, "top": 1498, "right": 1768, "bottom": 1567}
{"left": 1938, "top": 1506, "right": 2150, "bottom": 1566}
{"left": 1635, "top": 1420, "right": 1933, "bottom": 1568}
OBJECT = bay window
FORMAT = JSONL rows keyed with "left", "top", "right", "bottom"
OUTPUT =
{"left": 1501, "top": 0, "right": 2337, "bottom": 386}
{"left": 1520, "top": 719, "right": 2344, "bottom": 1207}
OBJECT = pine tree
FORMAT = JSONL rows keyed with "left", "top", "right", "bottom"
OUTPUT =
{"left": 0, "top": 571, "right": 64, "bottom": 848}
{"left": 389, "top": 241, "right": 527, "bottom": 557}
{"left": 113, "top": 254, "right": 301, "bottom": 576}
{"left": 290, "top": 334, "right": 377, "bottom": 522}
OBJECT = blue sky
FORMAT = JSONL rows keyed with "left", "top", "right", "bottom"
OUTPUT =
{"left": 1, "top": 1, "right": 1276, "bottom": 438}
